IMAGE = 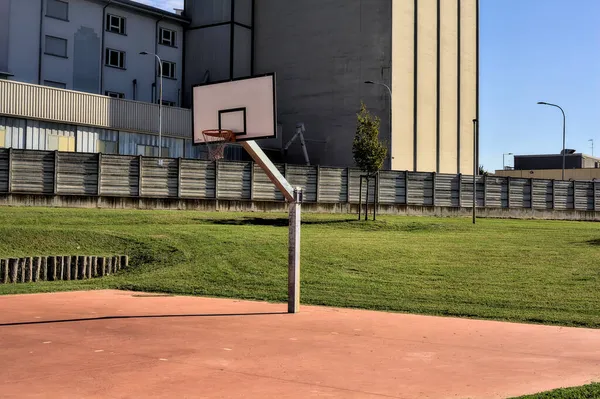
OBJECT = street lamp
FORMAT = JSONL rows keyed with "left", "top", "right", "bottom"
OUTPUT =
{"left": 589, "top": 139, "right": 594, "bottom": 157}
{"left": 140, "top": 51, "right": 163, "bottom": 165}
{"left": 503, "top": 153, "right": 513, "bottom": 170}
{"left": 537, "top": 101, "right": 566, "bottom": 180}
{"left": 365, "top": 80, "right": 392, "bottom": 165}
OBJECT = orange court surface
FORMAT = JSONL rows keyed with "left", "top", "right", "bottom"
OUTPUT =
{"left": 0, "top": 290, "right": 598, "bottom": 399}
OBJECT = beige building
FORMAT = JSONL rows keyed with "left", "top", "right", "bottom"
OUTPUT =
{"left": 495, "top": 153, "right": 600, "bottom": 181}
{"left": 495, "top": 169, "right": 600, "bottom": 181}
{"left": 184, "top": 0, "right": 479, "bottom": 173}
{"left": 393, "top": 0, "right": 478, "bottom": 173}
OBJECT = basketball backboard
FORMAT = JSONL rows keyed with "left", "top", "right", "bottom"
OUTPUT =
{"left": 192, "top": 74, "right": 277, "bottom": 144}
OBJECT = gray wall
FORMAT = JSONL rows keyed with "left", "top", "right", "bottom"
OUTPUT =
{"left": 183, "top": 0, "right": 253, "bottom": 106}
{"left": 0, "top": 0, "right": 10, "bottom": 74}
{"left": 253, "top": 0, "right": 392, "bottom": 168}
{"left": 1, "top": 148, "right": 599, "bottom": 215}
{"left": 7, "top": 0, "right": 42, "bottom": 84}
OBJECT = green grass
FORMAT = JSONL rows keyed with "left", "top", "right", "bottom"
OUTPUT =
{"left": 0, "top": 207, "right": 599, "bottom": 328}
{"left": 511, "top": 384, "right": 600, "bottom": 398}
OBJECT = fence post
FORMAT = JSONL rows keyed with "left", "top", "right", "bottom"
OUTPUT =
{"left": 97, "top": 153, "right": 102, "bottom": 196}
{"left": 7, "top": 147, "right": 12, "bottom": 194}
{"left": 358, "top": 175, "right": 362, "bottom": 221}
{"left": 458, "top": 173, "right": 463, "bottom": 208}
{"left": 315, "top": 165, "right": 320, "bottom": 203}
{"left": 530, "top": 178, "right": 534, "bottom": 209}
{"left": 346, "top": 168, "right": 350, "bottom": 204}
{"left": 431, "top": 172, "right": 437, "bottom": 207}
{"left": 506, "top": 176, "right": 511, "bottom": 208}
{"left": 249, "top": 162, "right": 255, "bottom": 201}
{"left": 177, "top": 157, "right": 182, "bottom": 198}
{"left": 138, "top": 155, "right": 143, "bottom": 197}
{"left": 551, "top": 179, "right": 556, "bottom": 210}
{"left": 571, "top": 180, "right": 576, "bottom": 210}
{"left": 214, "top": 160, "right": 219, "bottom": 200}
{"left": 53, "top": 150, "right": 59, "bottom": 195}
{"left": 483, "top": 174, "right": 487, "bottom": 208}
{"left": 594, "top": 181, "right": 598, "bottom": 212}
{"left": 405, "top": 170, "right": 410, "bottom": 205}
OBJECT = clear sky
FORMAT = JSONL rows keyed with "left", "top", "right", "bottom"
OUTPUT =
{"left": 141, "top": 0, "right": 600, "bottom": 171}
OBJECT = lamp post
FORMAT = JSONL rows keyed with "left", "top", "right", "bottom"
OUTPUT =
{"left": 503, "top": 153, "right": 513, "bottom": 170}
{"left": 537, "top": 102, "right": 566, "bottom": 180}
{"left": 589, "top": 139, "right": 594, "bottom": 157}
{"left": 140, "top": 51, "right": 163, "bottom": 165}
{"left": 365, "top": 80, "right": 392, "bottom": 165}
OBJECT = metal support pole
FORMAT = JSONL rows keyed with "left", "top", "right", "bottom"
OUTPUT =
{"left": 288, "top": 188, "right": 302, "bottom": 314}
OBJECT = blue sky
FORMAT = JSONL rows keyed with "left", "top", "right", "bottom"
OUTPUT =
{"left": 140, "top": 0, "right": 599, "bottom": 171}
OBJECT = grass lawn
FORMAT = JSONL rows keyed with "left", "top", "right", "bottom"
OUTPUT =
{"left": 0, "top": 207, "right": 599, "bottom": 328}
{"left": 511, "top": 384, "right": 600, "bottom": 398}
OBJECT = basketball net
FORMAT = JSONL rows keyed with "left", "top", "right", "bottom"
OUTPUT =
{"left": 202, "top": 129, "right": 236, "bottom": 161}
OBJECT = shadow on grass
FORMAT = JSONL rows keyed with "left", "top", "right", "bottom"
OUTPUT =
{"left": 587, "top": 239, "right": 600, "bottom": 246}
{"left": 0, "top": 312, "right": 288, "bottom": 327}
{"left": 193, "top": 217, "right": 355, "bottom": 227}
{"left": 194, "top": 217, "right": 464, "bottom": 233}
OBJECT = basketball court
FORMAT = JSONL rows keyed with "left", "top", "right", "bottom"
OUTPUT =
{"left": 1, "top": 290, "right": 598, "bottom": 399}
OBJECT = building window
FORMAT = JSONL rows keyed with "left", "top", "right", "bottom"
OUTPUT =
{"left": 161, "top": 100, "right": 176, "bottom": 107}
{"left": 46, "top": 0, "right": 69, "bottom": 21}
{"left": 47, "top": 134, "right": 75, "bottom": 152}
{"left": 44, "top": 80, "right": 66, "bottom": 89}
{"left": 161, "top": 61, "right": 176, "bottom": 79}
{"left": 159, "top": 28, "right": 176, "bottom": 47}
{"left": 105, "top": 91, "right": 124, "bottom": 99}
{"left": 98, "top": 140, "right": 118, "bottom": 154}
{"left": 45, "top": 36, "right": 67, "bottom": 58}
{"left": 106, "top": 14, "right": 126, "bottom": 35}
{"left": 105, "top": 48, "right": 125, "bottom": 69}
{"left": 137, "top": 144, "right": 168, "bottom": 157}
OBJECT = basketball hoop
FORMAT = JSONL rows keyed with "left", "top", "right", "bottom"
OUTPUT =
{"left": 202, "top": 129, "right": 236, "bottom": 161}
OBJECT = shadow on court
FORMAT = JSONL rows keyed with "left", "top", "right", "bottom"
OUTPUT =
{"left": 0, "top": 312, "right": 287, "bottom": 328}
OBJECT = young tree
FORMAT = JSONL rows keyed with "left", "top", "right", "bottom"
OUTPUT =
{"left": 352, "top": 102, "right": 387, "bottom": 176}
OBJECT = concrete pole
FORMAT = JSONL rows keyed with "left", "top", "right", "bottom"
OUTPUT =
{"left": 288, "top": 188, "right": 302, "bottom": 314}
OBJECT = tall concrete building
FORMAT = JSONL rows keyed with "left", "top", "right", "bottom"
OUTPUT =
{"left": 183, "top": 0, "right": 479, "bottom": 173}
{"left": 0, "top": 0, "right": 478, "bottom": 172}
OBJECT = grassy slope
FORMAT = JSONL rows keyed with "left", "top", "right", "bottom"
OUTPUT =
{"left": 511, "top": 384, "right": 600, "bottom": 399}
{"left": 0, "top": 207, "right": 599, "bottom": 328}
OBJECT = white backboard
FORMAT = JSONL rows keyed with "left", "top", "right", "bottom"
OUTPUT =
{"left": 192, "top": 74, "right": 277, "bottom": 144}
